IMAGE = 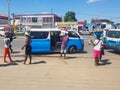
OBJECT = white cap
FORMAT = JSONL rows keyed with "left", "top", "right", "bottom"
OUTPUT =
{"left": 60, "top": 30, "right": 66, "bottom": 36}
{"left": 25, "top": 30, "right": 30, "bottom": 36}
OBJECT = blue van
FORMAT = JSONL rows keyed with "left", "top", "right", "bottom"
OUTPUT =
{"left": 101, "top": 29, "right": 109, "bottom": 48}
{"left": 105, "top": 29, "right": 120, "bottom": 52}
{"left": 30, "top": 28, "right": 84, "bottom": 53}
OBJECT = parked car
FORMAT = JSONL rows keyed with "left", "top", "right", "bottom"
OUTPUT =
{"left": 104, "top": 29, "right": 120, "bottom": 52}
{"left": 30, "top": 28, "right": 84, "bottom": 54}
{"left": 79, "top": 29, "right": 93, "bottom": 35}
{"left": 0, "top": 27, "right": 5, "bottom": 36}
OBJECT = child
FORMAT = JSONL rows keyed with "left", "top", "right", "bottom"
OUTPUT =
{"left": 90, "top": 35, "right": 104, "bottom": 66}
{"left": 4, "top": 31, "right": 13, "bottom": 63}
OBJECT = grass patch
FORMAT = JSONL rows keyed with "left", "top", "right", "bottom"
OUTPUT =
{"left": 15, "top": 31, "right": 24, "bottom": 36}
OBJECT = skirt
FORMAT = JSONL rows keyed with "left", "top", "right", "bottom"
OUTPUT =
{"left": 93, "top": 49, "right": 101, "bottom": 58}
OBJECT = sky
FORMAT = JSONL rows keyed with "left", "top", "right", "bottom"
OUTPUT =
{"left": 0, "top": 0, "right": 120, "bottom": 23}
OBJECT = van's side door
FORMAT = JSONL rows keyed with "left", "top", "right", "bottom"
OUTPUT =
{"left": 67, "top": 31, "right": 83, "bottom": 51}
{"left": 31, "top": 31, "right": 50, "bottom": 53}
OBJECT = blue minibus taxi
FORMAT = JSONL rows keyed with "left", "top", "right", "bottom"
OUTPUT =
{"left": 30, "top": 28, "right": 84, "bottom": 53}
{"left": 105, "top": 29, "right": 120, "bottom": 52}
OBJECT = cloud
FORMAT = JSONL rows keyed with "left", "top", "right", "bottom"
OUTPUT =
{"left": 87, "top": 0, "right": 100, "bottom": 3}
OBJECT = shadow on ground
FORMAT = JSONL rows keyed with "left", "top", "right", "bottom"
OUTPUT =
{"left": 99, "top": 59, "right": 112, "bottom": 66}
{"left": 107, "top": 50, "right": 120, "bottom": 55}
{"left": 12, "top": 51, "right": 21, "bottom": 54}
{"left": 15, "top": 60, "right": 24, "bottom": 63}
{"left": 32, "top": 61, "right": 46, "bottom": 64}
{"left": 64, "top": 56, "right": 77, "bottom": 60}
{"left": 0, "top": 62, "right": 18, "bottom": 67}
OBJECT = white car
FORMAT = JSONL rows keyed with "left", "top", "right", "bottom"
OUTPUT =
{"left": 0, "top": 27, "right": 5, "bottom": 36}
{"left": 79, "top": 29, "right": 93, "bottom": 35}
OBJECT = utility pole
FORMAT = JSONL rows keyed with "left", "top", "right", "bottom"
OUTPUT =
{"left": 12, "top": 13, "right": 15, "bottom": 26}
{"left": 12, "top": 13, "right": 15, "bottom": 32}
{"left": 8, "top": 0, "right": 11, "bottom": 26}
{"left": 51, "top": 8, "right": 53, "bottom": 28}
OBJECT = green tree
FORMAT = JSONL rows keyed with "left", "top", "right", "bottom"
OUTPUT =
{"left": 64, "top": 11, "right": 77, "bottom": 22}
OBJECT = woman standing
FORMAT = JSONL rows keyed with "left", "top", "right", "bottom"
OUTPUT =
{"left": 60, "top": 27, "right": 69, "bottom": 59}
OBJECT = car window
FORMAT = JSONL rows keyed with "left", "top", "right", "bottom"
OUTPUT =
{"left": 0, "top": 29, "right": 4, "bottom": 31}
{"left": 68, "top": 31, "right": 80, "bottom": 38}
{"left": 108, "top": 31, "right": 120, "bottom": 38}
{"left": 30, "top": 31, "right": 49, "bottom": 39}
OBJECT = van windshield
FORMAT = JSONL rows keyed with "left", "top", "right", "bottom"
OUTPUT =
{"left": 69, "top": 31, "right": 80, "bottom": 38}
{"left": 108, "top": 31, "right": 120, "bottom": 38}
{"left": 30, "top": 31, "right": 49, "bottom": 39}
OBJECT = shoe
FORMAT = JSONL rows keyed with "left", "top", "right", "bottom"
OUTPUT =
{"left": 23, "top": 62, "right": 26, "bottom": 64}
{"left": 94, "top": 63, "right": 99, "bottom": 66}
{"left": 4, "top": 61, "right": 8, "bottom": 63}
{"left": 10, "top": 60, "right": 14, "bottom": 62}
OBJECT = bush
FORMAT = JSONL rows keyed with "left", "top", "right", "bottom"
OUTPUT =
{"left": 15, "top": 31, "right": 24, "bottom": 36}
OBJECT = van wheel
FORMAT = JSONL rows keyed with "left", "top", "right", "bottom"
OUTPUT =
{"left": 90, "top": 32, "right": 93, "bottom": 35}
{"left": 68, "top": 46, "right": 77, "bottom": 54}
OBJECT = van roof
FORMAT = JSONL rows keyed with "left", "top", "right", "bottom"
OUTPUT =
{"left": 0, "top": 27, "right": 4, "bottom": 29}
{"left": 30, "top": 28, "right": 76, "bottom": 32}
{"left": 109, "top": 29, "right": 120, "bottom": 31}
{"left": 30, "top": 28, "right": 60, "bottom": 31}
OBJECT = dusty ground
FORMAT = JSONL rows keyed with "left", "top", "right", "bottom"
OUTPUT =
{"left": 0, "top": 49, "right": 120, "bottom": 90}
{"left": 0, "top": 36, "right": 120, "bottom": 90}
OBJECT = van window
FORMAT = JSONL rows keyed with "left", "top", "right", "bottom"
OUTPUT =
{"left": 108, "top": 31, "right": 120, "bottom": 38}
{"left": 0, "top": 28, "right": 4, "bottom": 31}
{"left": 101, "top": 24, "right": 106, "bottom": 29}
{"left": 31, "top": 31, "right": 49, "bottom": 39}
{"left": 68, "top": 31, "right": 80, "bottom": 38}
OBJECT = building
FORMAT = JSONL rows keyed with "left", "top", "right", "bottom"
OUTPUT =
{"left": 115, "top": 23, "right": 120, "bottom": 29}
{"left": 14, "top": 14, "right": 62, "bottom": 29}
{"left": 0, "top": 14, "right": 8, "bottom": 27}
{"left": 56, "top": 21, "right": 86, "bottom": 31}
{"left": 99, "top": 19, "right": 114, "bottom": 29}
{"left": 91, "top": 18, "right": 114, "bottom": 29}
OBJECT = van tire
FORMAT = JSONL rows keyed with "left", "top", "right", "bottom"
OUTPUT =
{"left": 68, "top": 46, "right": 77, "bottom": 54}
{"left": 90, "top": 32, "right": 93, "bottom": 35}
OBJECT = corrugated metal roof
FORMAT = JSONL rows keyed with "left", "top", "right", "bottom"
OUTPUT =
{"left": 0, "top": 14, "right": 8, "bottom": 19}
{"left": 14, "top": 14, "right": 61, "bottom": 18}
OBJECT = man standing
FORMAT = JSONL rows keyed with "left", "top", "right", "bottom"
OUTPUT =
{"left": 8, "top": 26, "right": 16, "bottom": 53}
{"left": 21, "top": 30, "right": 32, "bottom": 64}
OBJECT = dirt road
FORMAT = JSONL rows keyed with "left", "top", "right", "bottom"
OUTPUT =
{"left": 0, "top": 49, "right": 120, "bottom": 90}
{"left": 0, "top": 37, "right": 120, "bottom": 90}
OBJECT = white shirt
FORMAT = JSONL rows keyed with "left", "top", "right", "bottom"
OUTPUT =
{"left": 4, "top": 38, "right": 10, "bottom": 48}
{"left": 94, "top": 39, "right": 103, "bottom": 50}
